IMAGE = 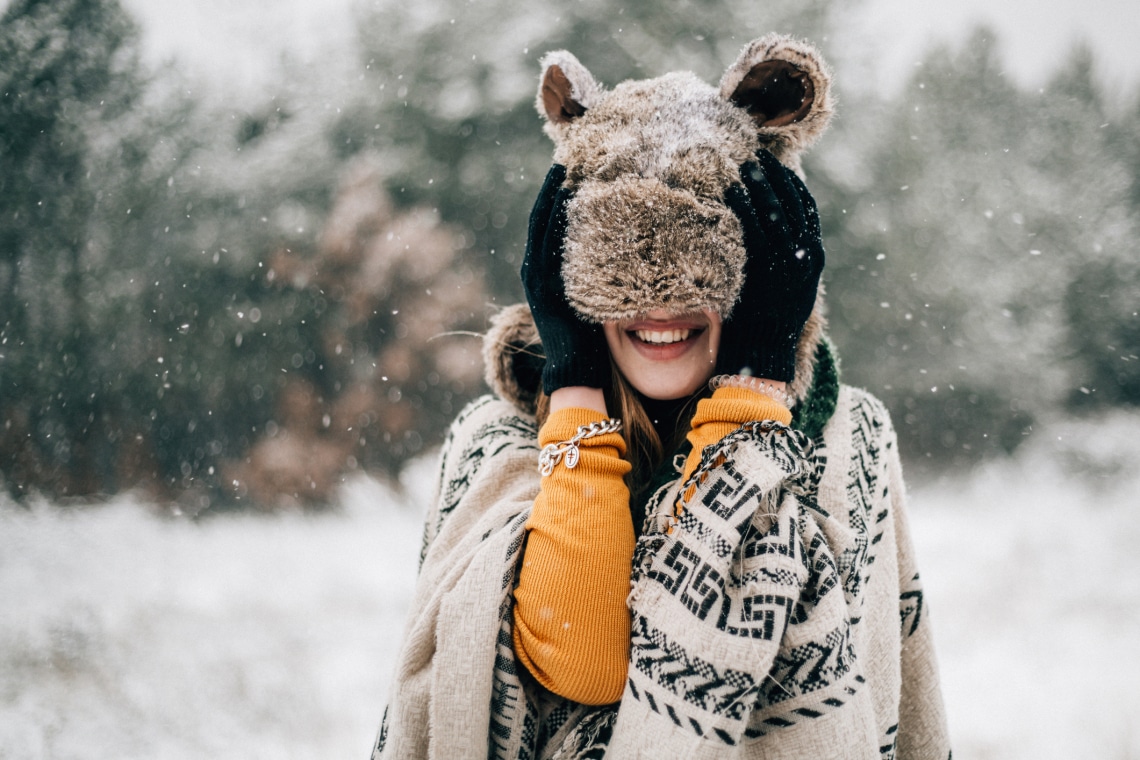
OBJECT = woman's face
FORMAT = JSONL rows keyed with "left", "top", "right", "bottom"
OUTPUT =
{"left": 603, "top": 310, "right": 721, "bottom": 400}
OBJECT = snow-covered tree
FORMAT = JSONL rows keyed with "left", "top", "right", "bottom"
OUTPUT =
{"left": 819, "top": 29, "right": 1140, "bottom": 467}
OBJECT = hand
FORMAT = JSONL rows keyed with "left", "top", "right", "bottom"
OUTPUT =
{"left": 521, "top": 165, "right": 610, "bottom": 394}
{"left": 717, "top": 150, "right": 825, "bottom": 382}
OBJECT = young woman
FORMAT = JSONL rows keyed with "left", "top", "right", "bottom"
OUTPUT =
{"left": 373, "top": 34, "right": 949, "bottom": 760}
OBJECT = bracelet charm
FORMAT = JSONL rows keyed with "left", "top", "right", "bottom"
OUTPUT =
{"left": 539, "top": 418, "right": 622, "bottom": 476}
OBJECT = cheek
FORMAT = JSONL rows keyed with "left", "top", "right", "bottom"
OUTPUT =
{"left": 709, "top": 330, "right": 721, "bottom": 363}
{"left": 603, "top": 323, "right": 622, "bottom": 362}
{"left": 603, "top": 323, "right": 619, "bottom": 350}
{"left": 704, "top": 312, "right": 722, "bottom": 362}
{"left": 604, "top": 322, "right": 633, "bottom": 376}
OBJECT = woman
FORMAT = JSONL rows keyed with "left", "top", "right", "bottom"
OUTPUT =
{"left": 373, "top": 34, "right": 949, "bottom": 760}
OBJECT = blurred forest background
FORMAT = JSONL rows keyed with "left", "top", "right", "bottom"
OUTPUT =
{"left": 2, "top": 0, "right": 1138, "bottom": 510}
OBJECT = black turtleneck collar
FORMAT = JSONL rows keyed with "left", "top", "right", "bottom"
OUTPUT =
{"left": 636, "top": 392, "right": 698, "bottom": 450}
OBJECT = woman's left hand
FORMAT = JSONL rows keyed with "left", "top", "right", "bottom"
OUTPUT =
{"left": 716, "top": 150, "right": 825, "bottom": 382}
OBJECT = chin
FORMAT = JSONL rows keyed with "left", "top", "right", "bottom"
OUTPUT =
{"left": 633, "top": 374, "right": 708, "bottom": 401}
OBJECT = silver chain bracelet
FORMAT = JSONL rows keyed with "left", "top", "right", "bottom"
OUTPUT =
{"left": 538, "top": 418, "right": 623, "bottom": 476}
{"left": 708, "top": 374, "right": 795, "bottom": 407}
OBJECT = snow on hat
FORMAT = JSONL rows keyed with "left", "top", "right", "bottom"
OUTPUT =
{"left": 536, "top": 33, "right": 834, "bottom": 324}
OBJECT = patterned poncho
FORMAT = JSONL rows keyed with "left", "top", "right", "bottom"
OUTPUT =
{"left": 370, "top": 377, "right": 950, "bottom": 759}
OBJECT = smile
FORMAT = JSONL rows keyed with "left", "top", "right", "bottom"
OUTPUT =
{"left": 604, "top": 311, "right": 719, "bottom": 399}
{"left": 634, "top": 328, "right": 692, "bottom": 345}
{"left": 623, "top": 317, "right": 707, "bottom": 362}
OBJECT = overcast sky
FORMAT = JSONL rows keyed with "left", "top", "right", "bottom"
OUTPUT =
{"left": 3, "top": 0, "right": 1138, "bottom": 96}
{"left": 107, "top": 0, "right": 1140, "bottom": 96}
{"left": 837, "top": 0, "right": 1140, "bottom": 93}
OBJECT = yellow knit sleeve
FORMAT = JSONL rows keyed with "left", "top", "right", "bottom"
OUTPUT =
{"left": 680, "top": 387, "right": 793, "bottom": 482}
{"left": 513, "top": 407, "right": 634, "bottom": 705}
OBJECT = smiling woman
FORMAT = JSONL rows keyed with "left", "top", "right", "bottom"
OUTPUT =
{"left": 370, "top": 33, "right": 949, "bottom": 760}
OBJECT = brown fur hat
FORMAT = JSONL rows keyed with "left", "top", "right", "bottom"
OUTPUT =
{"left": 538, "top": 33, "right": 834, "bottom": 324}
{"left": 485, "top": 35, "right": 836, "bottom": 411}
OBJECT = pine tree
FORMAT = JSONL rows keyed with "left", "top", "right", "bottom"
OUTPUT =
{"left": 0, "top": 0, "right": 144, "bottom": 496}
{"left": 819, "top": 28, "right": 1140, "bottom": 468}
{"left": 1050, "top": 47, "right": 1140, "bottom": 408}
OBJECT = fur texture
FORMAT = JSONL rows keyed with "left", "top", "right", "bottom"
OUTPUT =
{"left": 546, "top": 67, "right": 758, "bottom": 323}
{"left": 536, "top": 50, "right": 605, "bottom": 138}
{"left": 535, "top": 34, "right": 834, "bottom": 329}
{"left": 484, "top": 35, "right": 836, "bottom": 404}
{"left": 483, "top": 303, "right": 543, "bottom": 415}
{"left": 489, "top": 34, "right": 836, "bottom": 396}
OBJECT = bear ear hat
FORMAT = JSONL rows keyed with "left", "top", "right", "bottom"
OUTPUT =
{"left": 535, "top": 34, "right": 833, "bottom": 174}
{"left": 719, "top": 33, "right": 834, "bottom": 173}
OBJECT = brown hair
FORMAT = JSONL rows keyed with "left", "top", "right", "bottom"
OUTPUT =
{"left": 535, "top": 357, "right": 704, "bottom": 500}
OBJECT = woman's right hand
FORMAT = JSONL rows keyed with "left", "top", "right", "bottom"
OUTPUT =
{"left": 521, "top": 165, "right": 610, "bottom": 394}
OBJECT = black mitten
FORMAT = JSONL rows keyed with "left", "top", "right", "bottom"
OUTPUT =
{"left": 521, "top": 165, "right": 610, "bottom": 394}
{"left": 717, "top": 150, "right": 825, "bottom": 381}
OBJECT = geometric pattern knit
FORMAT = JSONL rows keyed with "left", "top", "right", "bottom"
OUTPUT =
{"left": 371, "top": 386, "right": 950, "bottom": 759}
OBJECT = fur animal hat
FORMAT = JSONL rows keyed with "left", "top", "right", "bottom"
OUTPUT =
{"left": 541, "top": 33, "right": 833, "bottom": 323}
{"left": 486, "top": 34, "right": 836, "bottom": 411}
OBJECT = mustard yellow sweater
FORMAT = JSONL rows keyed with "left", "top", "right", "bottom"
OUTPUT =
{"left": 512, "top": 388, "right": 792, "bottom": 705}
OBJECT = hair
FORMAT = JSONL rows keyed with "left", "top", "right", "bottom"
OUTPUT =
{"left": 535, "top": 357, "right": 705, "bottom": 501}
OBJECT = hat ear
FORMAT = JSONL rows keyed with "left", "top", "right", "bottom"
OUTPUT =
{"left": 720, "top": 34, "right": 834, "bottom": 170}
{"left": 536, "top": 51, "right": 604, "bottom": 140}
{"left": 727, "top": 59, "right": 815, "bottom": 128}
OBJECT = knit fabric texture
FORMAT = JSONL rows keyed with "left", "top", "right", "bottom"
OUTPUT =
{"left": 792, "top": 337, "right": 841, "bottom": 440}
{"left": 513, "top": 407, "right": 634, "bottom": 705}
{"left": 680, "top": 387, "right": 793, "bottom": 482}
{"left": 371, "top": 383, "right": 951, "bottom": 759}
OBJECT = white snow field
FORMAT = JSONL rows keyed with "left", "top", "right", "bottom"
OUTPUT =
{"left": 2, "top": 412, "right": 1138, "bottom": 759}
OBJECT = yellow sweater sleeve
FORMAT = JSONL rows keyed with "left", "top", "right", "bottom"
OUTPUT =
{"left": 513, "top": 407, "right": 634, "bottom": 705}
{"left": 681, "top": 387, "right": 793, "bottom": 482}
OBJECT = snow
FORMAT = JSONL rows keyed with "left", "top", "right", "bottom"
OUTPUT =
{"left": 6, "top": 0, "right": 1137, "bottom": 96}
{"left": 912, "top": 412, "right": 1140, "bottom": 758}
{"left": 0, "top": 474, "right": 424, "bottom": 759}
{"left": 2, "top": 414, "right": 1139, "bottom": 759}
{"left": 95, "top": 1, "right": 1140, "bottom": 96}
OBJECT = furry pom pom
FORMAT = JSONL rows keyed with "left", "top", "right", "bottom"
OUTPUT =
{"left": 482, "top": 303, "right": 543, "bottom": 415}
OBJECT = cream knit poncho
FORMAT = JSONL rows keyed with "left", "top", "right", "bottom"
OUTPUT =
{"left": 370, "top": 380, "right": 950, "bottom": 760}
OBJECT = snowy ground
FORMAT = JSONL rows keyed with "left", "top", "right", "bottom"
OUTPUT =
{"left": 2, "top": 413, "right": 1139, "bottom": 759}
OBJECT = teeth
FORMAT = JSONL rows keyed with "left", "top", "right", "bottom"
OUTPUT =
{"left": 635, "top": 328, "right": 691, "bottom": 345}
